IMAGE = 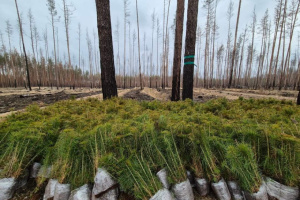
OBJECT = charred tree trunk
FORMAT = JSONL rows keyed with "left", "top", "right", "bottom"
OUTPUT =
{"left": 15, "top": 0, "right": 31, "bottom": 91}
{"left": 297, "top": 89, "right": 300, "bottom": 105}
{"left": 95, "top": 0, "right": 118, "bottom": 99}
{"left": 171, "top": 0, "right": 185, "bottom": 101}
{"left": 182, "top": 0, "right": 199, "bottom": 100}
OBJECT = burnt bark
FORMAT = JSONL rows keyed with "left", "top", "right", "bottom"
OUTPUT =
{"left": 182, "top": 0, "right": 199, "bottom": 100}
{"left": 171, "top": 0, "right": 185, "bottom": 101}
{"left": 297, "top": 90, "right": 300, "bottom": 105}
{"left": 95, "top": 0, "right": 118, "bottom": 99}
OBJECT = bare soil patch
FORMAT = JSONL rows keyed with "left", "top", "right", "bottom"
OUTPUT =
{"left": 150, "top": 87, "right": 298, "bottom": 102}
{"left": 122, "top": 89, "right": 155, "bottom": 101}
{"left": 0, "top": 90, "right": 102, "bottom": 114}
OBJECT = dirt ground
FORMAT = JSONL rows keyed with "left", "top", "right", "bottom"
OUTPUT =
{"left": 142, "top": 87, "right": 298, "bottom": 102}
{"left": 0, "top": 87, "right": 298, "bottom": 122}
{"left": 0, "top": 88, "right": 102, "bottom": 114}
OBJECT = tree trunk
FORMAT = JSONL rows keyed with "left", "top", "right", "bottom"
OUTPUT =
{"left": 297, "top": 89, "right": 300, "bottom": 105}
{"left": 95, "top": 0, "right": 118, "bottom": 99}
{"left": 135, "top": 0, "right": 143, "bottom": 90}
{"left": 266, "top": 0, "right": 283, "bottom": 89}
{"left": 228, "top": 0, "right": 242, "bottom": 88}
{"left": 171, "top": 0, "right": 185, "bottom": 101}
{"left": 15, "top": 0, "right": 31, "bottom": 91}
{"left": 182, "top": 0, "right": 199, "bottom": 100}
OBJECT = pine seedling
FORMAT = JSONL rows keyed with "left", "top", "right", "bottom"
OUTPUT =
{"left": 225, "top": 143, "right": 261, "bottom": 193}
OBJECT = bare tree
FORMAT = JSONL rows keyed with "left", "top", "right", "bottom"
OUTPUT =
{"left": 135, "top": 0, "right": 143, "bottom": 89}
{"left": 281, "top": 0, "right": 300, "bottom": 89}
{"left": 228, "top": 0, "right": 242, "bottom": 88}
{"left": 123, "top": 0, "right": 130, "bottom": 88}
{"left": 15, "top": 0, "right": 31, "bottom": 90}
{"left": 62, "top": 0, "right": 75, "bottom": 88}
{"left": 226, "top": 1, "right": 234, "bottom": 84}
{"left": 114, "top": 19, "right": 121, "bottom": 87}
{"left": 34, "top": 25, "right": 41, "bottom": 87}
{"left": 156, "top": 18, "right": 161, "bottom": 88}
{"left": 5, "top": 20, "right": 16, "bottom": 87}
{"left": 0, "top": 31, "right": 8, "bottom": 87}
{"left": 163, "top": 0, "right": 171, "bottom": 89}
{"left": 245, "top": 8, "right": 256, "bottom": 87}
{"left": 47, "top": 0, "right": 59, "bottom": 89}
{"left": 255, "top": 10, "right": 269, "bottom": 89}
{"left": 266, "top": 0, "right": 283, "bottom": 89}
{"left": 273, "top": 0, "right": 287, "bottom": 89}
{"left": 78, "top": 23, "right": 81, "bottom": 85}
{"left": 196, "top": 27, "right": 202, "bottom": 87}
{"left": 171, "top": 0, "right": 185, "bottom": 101}
{"left": 34, "top": 26, "right": 40, "bottom": 62}
{"left": 237, "top": 26, "right": 247, "bottom": 86}
{"left": 217, "top": 44, "right": 225, "bottom": 87}
{"left": 28, "top": 9, "right": 36, "bottom": 59}
{"left": 203, "top": 0, "right": 213, "bottom": 88}
{"left": 128, "top": 21, "right": 132, "bottom": 87}
{"left": 149, "top": 10, "right": 156, "bottom": 88}
{"left": 210, "top": 0, "right": 219, "bottom": 88}
{"left": 86, "top": 30, "right": 93, "bottom": 88}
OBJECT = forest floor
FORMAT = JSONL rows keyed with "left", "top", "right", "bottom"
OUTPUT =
{"left": 0, "top": 86, "right": 298, "bottom": 122}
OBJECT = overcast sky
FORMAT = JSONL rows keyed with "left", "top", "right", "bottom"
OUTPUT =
{"left": 0, "top": 0, "right": 297, "bottom": 75}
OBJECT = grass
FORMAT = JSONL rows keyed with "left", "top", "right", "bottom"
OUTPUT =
{"left": 0, "top": 97, "right": 299, "bottom": 198}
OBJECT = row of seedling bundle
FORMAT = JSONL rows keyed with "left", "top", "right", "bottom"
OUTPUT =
{"left": 1, "top": 122, "right": 299, "bottom": 200}
{"left": 0, "top": 99, "right": 299, "bottom": 199}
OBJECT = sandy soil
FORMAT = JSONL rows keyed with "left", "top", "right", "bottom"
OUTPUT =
{"left": 79, "top": 88, "right": 132, "bottom": 100}
{"left": 141, "top": 87, "right": 171, "bottom": 101}
{"left": 145, "top": 87, "right": 298, "bottom": 102}
{"left": 0, "top": 87, "right": 103, "bottom": 96}
{"left": 0, "top": 87, "right": 298, "bottom": 123}
{"left": 123, "top": 89, "right": 155, "bottom": 101}
{"left": 193, "top": 88, "right": 298, "bottom": 101}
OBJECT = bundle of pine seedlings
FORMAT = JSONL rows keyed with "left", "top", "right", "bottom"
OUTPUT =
{"left": 0, "top": 105, "right": 49, "bottom": 179}
{"left": 261, "top": 131, "right": 300, "bottom": 191}
{"left": 191, "top": 130, "right": 233, "bottom": 200}
{"left": 153, "top": 134, "right": 194, "bottom": 200}
{"left": 188, "top": 137, "right": 210, "bottom": 196}
{"left": 41, "top": 128, "right": 94, "bottom": 189}
{"left": 113, "top": 153, "right": 168, "bottom": 200}
{"left": 224, "top": 143, "right": 267, "bottom": 199}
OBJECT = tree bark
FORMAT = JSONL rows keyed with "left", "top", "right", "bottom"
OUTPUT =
{"left": 15, "top": 0, "right": 31, "bottom": 91}
{"left": 135, "top": 0, "right": 143, "bottom": 90}
{"left": 95, "top": 0, "right": 118, "bottom": 99}
{"left": 297, "top": 89, "right": 300, "bottom": 105}
{"left": 228, "top": 0, "right": 242, "bottom": 88}
{"left": 266, "top": 0, "right": 282, "bottom": 89}
{"left": 182, "top": 0, "right": 199, "bottom": 100}
{"left": 171, "top": 0, "right": 185, "bottom": 101}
